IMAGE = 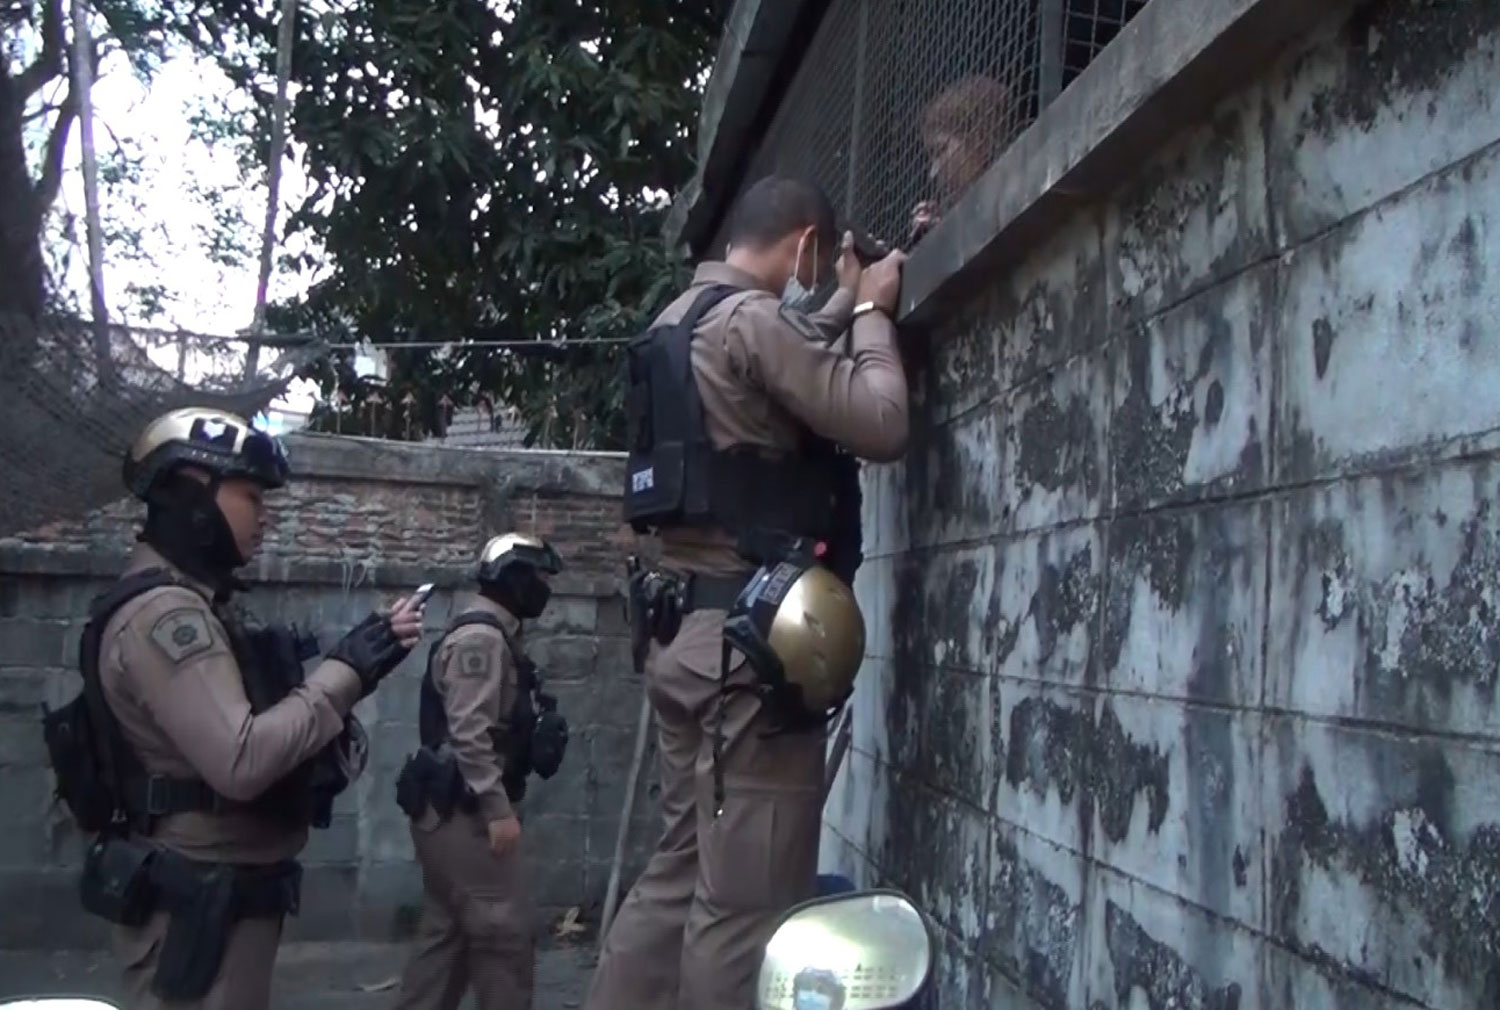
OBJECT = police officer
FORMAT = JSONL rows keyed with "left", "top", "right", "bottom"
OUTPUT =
{"left": 587, "top": 175, "right": 910, "bottom": 1010}
{"left": 64, "top": 407, "right": 424, "bottom": 1010}
{"left": 393, "top": 533, "right": 566, "bottom": 1010}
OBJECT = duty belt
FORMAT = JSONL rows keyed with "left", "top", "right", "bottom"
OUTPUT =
{"left": 627, "top": 563, "right": 753, "bottom": 669}
{"left": 675, "top": 572, "right": 751, "bottom": 614}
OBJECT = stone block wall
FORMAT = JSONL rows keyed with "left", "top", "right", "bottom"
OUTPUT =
{"left": 822, "top": 2, "right": 1500, "bottom": 1007}
{"left": 0, "top": 433, "right": 656, "bottom": 949}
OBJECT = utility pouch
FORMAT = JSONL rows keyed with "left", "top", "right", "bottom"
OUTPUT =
{"left": 79, "top": 835, "right": 155, "bottom": 927}
{"left": 640, "top": 572, "right": 683, "bottom": 646}
{"left": 403, "top": 748, "right": 468, "bottom": 821}
{"left": 529, "top": 696, "right": 569, "bottom": 780}
{"left": 626, "top": 563, "right": 650, "bottom": 673}
{"left": 395, "top": 754, "right": 426, "bottom": 820}
{"left": 150, "top": 861, "right": 237, "bottom": 1003}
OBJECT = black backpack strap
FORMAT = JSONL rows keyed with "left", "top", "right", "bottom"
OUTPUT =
{"left": 677, "top": 283, "right": 742, "bottom": 336}
{"left": 629, "top": 283, "right": 742, "bottom": 352}
{"left": 81, "top": 569, "right": 229, "bottom": 828}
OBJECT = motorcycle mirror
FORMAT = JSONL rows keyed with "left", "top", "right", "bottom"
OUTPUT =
{"left": 0, "top": 1001, "right": 121, "bottom": 1009}
{"left": 756, "top": 889, "right": 933, "bottom": 1009}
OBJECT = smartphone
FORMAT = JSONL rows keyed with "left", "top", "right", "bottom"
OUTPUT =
{"left": 410, "top": 583, "right": 435, "bottom": 608}
{"left": 847, "top": 224, "right": 892, "bottom": 265}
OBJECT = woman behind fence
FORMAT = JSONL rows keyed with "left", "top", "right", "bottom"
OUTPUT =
{"left": 909, "top": 74, "right": 1015, "bottom": 244}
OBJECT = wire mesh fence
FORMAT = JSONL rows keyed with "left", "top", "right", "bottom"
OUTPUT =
{"left": 0, "top": 312, "right": 318, "bottom": 541}
{"left": 710, "top": 0, "right": 1153, "bottom": 255}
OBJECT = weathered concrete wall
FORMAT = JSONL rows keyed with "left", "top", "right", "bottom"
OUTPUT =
{"left": 0, "top": 433, "right": 657, "bottom": 949}
{"left": 822, "top": 2, "right": 1500, "bottom": 1007}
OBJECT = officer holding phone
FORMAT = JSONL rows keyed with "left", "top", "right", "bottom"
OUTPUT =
{"left": 393, "top": 533, "right": 569, "bottom": 1010}
{"left": 44, "top": 407, "right": 425, "bottom": 1010}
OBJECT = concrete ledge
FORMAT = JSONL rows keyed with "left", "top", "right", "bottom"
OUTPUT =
{"left": 898, "top": 0, "right": 1355, "bottom": 326}
{"left": 285, "top": 432, "right": 625, "bottom": 498}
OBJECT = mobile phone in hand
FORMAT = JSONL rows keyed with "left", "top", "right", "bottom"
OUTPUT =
{"left": 410, "top": 583, "right": 435, "bottom": 609}
{"left": 847, "top": 224, "right": 892, "bottom": 265}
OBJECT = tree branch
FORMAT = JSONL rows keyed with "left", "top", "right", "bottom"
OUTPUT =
{"left": 32, "top": 89, "right": 77, "bottom": 222}
{"left": 15, "top": 0, "right": 66, "bottom": 99}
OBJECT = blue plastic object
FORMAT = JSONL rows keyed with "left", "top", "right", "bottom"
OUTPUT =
{"left": 815, "top": 873, "right": 857, "bottom": 896}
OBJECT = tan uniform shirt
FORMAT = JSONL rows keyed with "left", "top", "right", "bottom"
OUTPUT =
{"left": 98, "top": 544, "right": 363, "bottom": 863}
{"left": 430, "top": 594, "right": 521, "bottom": 823}
{"left": 653, "top": 261, "right": 910, "bottom": 574}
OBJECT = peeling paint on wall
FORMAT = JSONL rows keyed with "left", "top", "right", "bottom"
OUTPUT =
{"left": 821, "top": 2, "right": 1500, "bottom": 1006}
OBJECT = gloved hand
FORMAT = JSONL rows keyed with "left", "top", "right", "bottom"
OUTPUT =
{"left": 328, "top": 611, "right": 411, "bottom": 697}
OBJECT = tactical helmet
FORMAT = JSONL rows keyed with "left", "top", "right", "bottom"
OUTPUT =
{"left": 476, "top": 533, "right": 563, "bottom": 620}
{"left": 723, "top": 552, "right": 866, "bottom": 719}
{"left": 124, "top": 407, "right": 290, "bottom": 500}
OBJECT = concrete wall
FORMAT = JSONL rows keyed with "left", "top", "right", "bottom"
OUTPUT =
{"left": 822, "top": 2, "right": 1500, "bottom": 1007}
{"left": 0, "top": 433, "right": 657, "bottom": 949}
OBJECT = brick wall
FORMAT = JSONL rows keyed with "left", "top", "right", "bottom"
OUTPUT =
{"left": 0, "top": 433, "right": 657, "bottom": 950}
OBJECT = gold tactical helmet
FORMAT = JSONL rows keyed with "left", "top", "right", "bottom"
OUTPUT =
{"left": 124, "top": 407, "right": 290, "bottom": 500}
{"left": 724, "top": 554, "right": 866, "bottom": 717}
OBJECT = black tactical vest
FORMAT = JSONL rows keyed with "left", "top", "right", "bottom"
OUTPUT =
{"left": 419, "top": 611, "right": 557, "bottom": 803}
{"left": 622, "top": 284, "right": 848, "bottom": 565}
{"left": 50, "top": 568, "right": 342, "bottom": 834}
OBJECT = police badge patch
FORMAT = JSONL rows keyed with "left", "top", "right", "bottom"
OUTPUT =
{"left": 148, "top": 608, "right": 215, "bottom": 665}
{"left": 456, "top": 646, "right": 491, "bottom": 679}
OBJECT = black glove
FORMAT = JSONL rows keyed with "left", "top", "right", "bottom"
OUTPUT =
{"left": 327, "top": 611, "right": 410, "bottom": 697}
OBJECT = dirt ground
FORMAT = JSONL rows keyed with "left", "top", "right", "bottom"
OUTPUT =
{"left": 0, "top": 941, "right": 596, "bottom": 1009}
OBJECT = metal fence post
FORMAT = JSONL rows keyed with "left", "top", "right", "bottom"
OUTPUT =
{"left": 1037, "top": 0, "right": 1066, "bottom": 107}
{"left": 845, "top": 0, "right": 870, "bottom": 221}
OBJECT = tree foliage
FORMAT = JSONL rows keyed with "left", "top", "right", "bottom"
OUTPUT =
{"left": 4, "top": 0, "right": 724, "bottom": 449}
{"left": 265, "top": 0, "right": 725, "bottom": 448}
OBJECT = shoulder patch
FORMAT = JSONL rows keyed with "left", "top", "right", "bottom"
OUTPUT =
{"left": 777, "top": 304, "right": 823, "bottom": 342}
{"left": 454, "top": 644, "right": 493, "bottom": 679}
{"left": 147, "top": 608, "right": 215, "bottom": 665}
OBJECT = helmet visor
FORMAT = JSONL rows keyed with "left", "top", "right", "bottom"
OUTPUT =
{"left": 237, "top": 429, "right": 291, "bottom": 488}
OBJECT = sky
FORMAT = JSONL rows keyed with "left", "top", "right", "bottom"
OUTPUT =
{"left": 49, "top": 48, "right": 326, "bottom": 432}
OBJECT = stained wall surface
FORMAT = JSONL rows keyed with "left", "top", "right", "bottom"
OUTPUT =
{"left": 821, "top": 2, "right": 1500, "bottom": 1006}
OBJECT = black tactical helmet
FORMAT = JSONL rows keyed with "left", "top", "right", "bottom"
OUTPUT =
{"left": 123, "top": 407, "right": 290, "bottom": 500}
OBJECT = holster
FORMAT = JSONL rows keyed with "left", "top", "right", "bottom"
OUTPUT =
{"left": 79, "top": 835, "right": 155, "bottom": 927}
{"left": 395, "top": 748, "right": 470, "bottom": 822}
{"left": 151, "top": 862, "right": 237, "bottom": 1002}
{"left": 626, "top": 559, "right": 651, "bottom": 673}
{"left": 144, "top": 849, "right": 301, "bottom": 1003}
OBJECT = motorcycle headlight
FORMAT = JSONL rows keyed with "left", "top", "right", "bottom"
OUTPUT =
{"left": 756, "top": 890, "right": 934, "bottom": 1010}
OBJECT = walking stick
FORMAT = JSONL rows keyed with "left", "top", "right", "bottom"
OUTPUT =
{"left": 598, "top": 691, "right": 652, "bottom": 952}
{"left": 821, "top": 706, "right": 854, "bottom": 807}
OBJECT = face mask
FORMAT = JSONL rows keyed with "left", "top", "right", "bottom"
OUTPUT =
{"left": 781, "top": 231, "right": 820, "bottom": 312}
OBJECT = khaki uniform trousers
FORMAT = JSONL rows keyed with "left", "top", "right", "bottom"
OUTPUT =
{"left": 115, "top": 911, "right": 283, "bottom": 1010}
{"left": 394, "top": 808, "right": 536, "bottom": 1010}
{"left": 584, "top": 609, "right": 825, "bottom": 1010}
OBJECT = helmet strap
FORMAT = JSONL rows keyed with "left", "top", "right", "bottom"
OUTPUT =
{"left": 139, "top": 473, "right": 244, "bottom": 596}
{"left": 479, "top": 567, "right": 551, "bottom": 620}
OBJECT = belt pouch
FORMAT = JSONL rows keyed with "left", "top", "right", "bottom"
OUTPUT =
{"left": 79, "top": 836, "right": 155, "bottom": 927}
{"left": 395, "top": 754, "right": 426, "bottom": 820}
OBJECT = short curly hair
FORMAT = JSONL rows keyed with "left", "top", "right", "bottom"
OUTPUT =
{"left": 920, "top": 74, "right": 1015, "bottom": 159}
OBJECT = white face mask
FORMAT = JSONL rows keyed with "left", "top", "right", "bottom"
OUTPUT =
{"left": 781, "top": 231, "right": 821, "bottom": 312}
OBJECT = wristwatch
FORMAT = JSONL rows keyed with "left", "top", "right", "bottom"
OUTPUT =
{"left": 851, "top": 300, "right": 885, "bottom": 321}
